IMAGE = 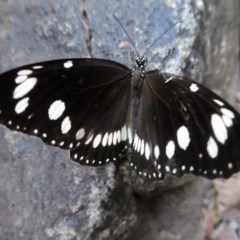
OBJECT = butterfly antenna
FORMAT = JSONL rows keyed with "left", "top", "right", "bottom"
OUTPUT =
{"left": 143, "top": 20, "right": 182, "bottom": 57}
{"left": 114, "top": 15, "right": 140, "bottom": 58}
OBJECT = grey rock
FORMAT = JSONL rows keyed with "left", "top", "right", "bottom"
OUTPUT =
{"left": 0, "top": 0, "right": 239, "bottom": 240}
{"left": 129, "top": 179, "right": 210, "bottom": 240}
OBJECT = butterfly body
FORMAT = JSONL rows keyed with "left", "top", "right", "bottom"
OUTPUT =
{"left": 0, "top": 57, "right": 240, "bottom": 182}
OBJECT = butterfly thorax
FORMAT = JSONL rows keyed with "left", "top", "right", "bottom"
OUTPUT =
{"left": 131, "top": 56, "right": 147, "bottom": 98}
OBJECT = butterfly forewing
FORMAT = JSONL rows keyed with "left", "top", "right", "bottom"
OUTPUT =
{"left": 130, "top": 70, "right": 240, "bottom": 181}
{"left": 1, "top": 55, "right": 240, "bottom": 181}
{"left": 0, "top": 59, "right": 132, "bottom": 166}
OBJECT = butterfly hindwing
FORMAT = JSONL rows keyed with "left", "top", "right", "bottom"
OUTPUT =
{"left": 0, "top": 59, "right": 132, "bottom": 166}
{"left": 130, "top": 70, "right": 240, "bottom": 181}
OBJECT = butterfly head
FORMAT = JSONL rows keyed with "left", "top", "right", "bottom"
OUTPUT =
{"left": 134, "top": 56, "right": 148, "bottom": 70}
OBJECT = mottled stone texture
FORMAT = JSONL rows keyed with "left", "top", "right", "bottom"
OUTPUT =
{"left": 0, "top": 0, "right": 239, "bottom": 240}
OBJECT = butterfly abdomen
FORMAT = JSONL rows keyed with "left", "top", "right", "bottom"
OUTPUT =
{"left": 129, "top": 61, "right": 146, "bottom": 144}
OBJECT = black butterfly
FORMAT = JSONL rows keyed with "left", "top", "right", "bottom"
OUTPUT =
{"left": 0, "top": 56, "right": 239, "bottom": 182}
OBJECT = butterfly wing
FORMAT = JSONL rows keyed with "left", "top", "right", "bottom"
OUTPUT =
{"left": 130, "top": 70, "right": 240, "bottom": 181}
{"left": 0, "top": 59, "right": 132, "bottom": 166}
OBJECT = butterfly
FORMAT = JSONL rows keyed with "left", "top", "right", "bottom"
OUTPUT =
{"left": 0, "top": 54, "right": 240, "bottom": 182}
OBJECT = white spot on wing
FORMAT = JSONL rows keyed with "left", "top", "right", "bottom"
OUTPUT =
{"left": 222, "top": 115, "right": 233, "bottom": 127}
{"left": 165, "top": 76, "right": 174, "bottom": 83}
{"left": 190, "top": 83, "right": 199, "bottom": 92}
{"left": 145, "top": 143, "right": 150, "bottom": 160}
{"left": 93, "top": 134, "right": 102, "bottom": 148}
{"left": 64, "top": 61, "right": 73, "bottom": 68}
{"left": 121, "top": 125, "right": 127, "bottom": 141}
{"left": 108, "top": 133, "right": 113, "bottom": 146}
{"left": 76, "top": 128, "right": 85, "bottom": 140}
{"left": 133, "top": 135, "right": 138, "bottom": 148}
{"left": 221, "top": 108, "right": 235, "bottom": 119}
{"left": 134, "top": 137, "right": 138, "bottom": 150}
{"left": 137, "top": 138, "right": 141, "bottom": 152}
{"left": 102, "top": 132, "right": 108, "bottom": 146}
{"left": 17, "top": 69, "right": 33, "bottom": 76}
{"left": 113, "top": 131, "right": 117, "bottom": 145}
{"left": 85, "top": 134, "right": 93, "bottom": 144}
{"left": 166, "top": 140, "right": 175, "bottom": 159}
{"left": 48, "top": 100, "right": 66, "bottom": 120}
{"left": 228, "top": 162, "right": 233, "bottom": 169}
{"left": 15, "top": 75, "right": 27, "bottom": 84}
{"left": 154, "top": 145, "right": 160, "bottom": 159}
{"left": 61, "top": 116, "right": 71, "bottom": 134}
{"left": 213, "top": 99, "right": 224, "bottom": 106}
{"left": 32, "top": 66, "right": 43, "bottom": 69}
{"left": 207, "top": 137, "right": 218, "bottom": 158}
{"left": 211, "top": 114, "right": 228, "bottom": 144}
{"left": 13, "top": 77, "right": 37, "bottom": 99}
{"left": 177, "top": 126, "right": 190, "bottom": 150}
{"left": 128, "top": 128, "right": 132, "bottom": 144}
{"left": 15, "top": 97, "right": 30, "bottom": 114}
{"left": 117, "top": 130, "right": 121, "bottom": 143}
{"left": 140, "top": 140, "right": 145, "bottom": 155}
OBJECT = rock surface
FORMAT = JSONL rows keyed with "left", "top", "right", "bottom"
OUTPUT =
{"left": 0, "top": 0, "right": 239, "bottom": 240}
